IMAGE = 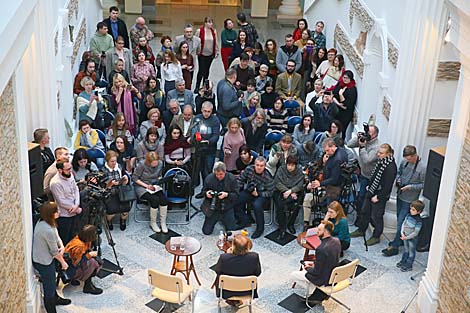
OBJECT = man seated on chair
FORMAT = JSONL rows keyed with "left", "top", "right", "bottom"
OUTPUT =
{"left": 214, "top": 234, "right": 262, "bottom": 307}
{"left": 275, "top": 59, "right": 304, "bottom": 113}
{"left": 201, "top": 162, "right": 239, "bottom": 235}
{"left": 290, "top": 220, "right": 341, "bottom": 302}
{"left": 235, "top": 156, "right": 275, "bottom": 239}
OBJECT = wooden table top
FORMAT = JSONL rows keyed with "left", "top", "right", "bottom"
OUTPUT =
{"left": 165, "top": 237, "right": 201, "bottom": 256}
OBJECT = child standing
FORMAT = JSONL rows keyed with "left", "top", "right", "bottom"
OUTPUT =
{"left": 396, "top": 200, "right": 424, "bottom": 272}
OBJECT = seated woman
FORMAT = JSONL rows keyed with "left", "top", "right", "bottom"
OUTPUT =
{"left": 136, "top": 126, "right": 164, "bottom": 164}
{"left": 223, "top": 118, "right": 246, "bottom": 174}
{"left": 139, "top": 108, "right": 166, "bottom": 143}
{"left": 101, "top": 150, "right": 131, "bottom": 231}
{"left": 74, "top": 120, "right": 105, "bottom": 168}
{"left": 71, "top": 148, "right": 98, "bottom": 189}
{"left": 64, "top": 225, "right": 102, "bottom": 295}
{"left": 252, "top": 42, "right": 269, "bottom": 75}
{"left": 266, "top": 97, "right": 288, "bottom": 133}
{"left": 235, "top": 145, "right": 255, "bottom": 175}
{"left": 106, "top": 112, "right": 133, "bottom": 148}
{"left": 32, "top": 202, "right": 71, "bottom": 312}
{"left": 214, "top": 234, "right": 262, "bottom": 307}
{"left": 163, "top": 125, "right": 192, "bottom": 173}
{"left": 274, "top": 155, "right": 305, "bottom": 239}
{"left": 141, "top": 77, "right": 164, "bottom": 117}
{"left": 110, "top": 135, "right": 137, "bottom": 174}
{"left": 132, "top": 151, "right": 168, "bottom": 233}
{"left": 77, "top": 76, "right": 104, "bottom": 130}
{"left": 318, "top": 120, "right": 343, "bottom": 151}
{"left": 292, "top": 114, "right": 315, "bottom": 147}
{"left": 107, "top": 58, "right": 131, "bottom": 94}
{"left": 131, "top": 51, "right": 156, "bottom": 93}
{"left": 266, "top": 133, "right": 298, "bottom": 176}
{"left": 241, "top": 91, "right": 261, "bottom": 119}
{"left": 110, "top": 73, "right": 142, "bottom": 134}
{"left": 260, "top": 80, "right": 278, "bottom": 110}
{"left": 323, "top": 201, "right": 350, "bottom": 254}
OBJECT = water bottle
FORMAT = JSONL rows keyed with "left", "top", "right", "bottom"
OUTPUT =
{"left": 180, "top": 235, "right": 185, "bottom": 251}
{"left": 218, "top": 231, "right": 225, "bottom": 249}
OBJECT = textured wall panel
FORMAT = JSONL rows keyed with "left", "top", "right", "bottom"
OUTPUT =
{"left": 436, "top": 61, "right": 461, "bottom": 81}
{"left": 427, "top": 119, "right": 451, "bottom": 137}
{"left": 0, "top": 78, "right": 27, "bottom": 312}
{"left": 437, "top": 118, "right": 470, "bottom": 312}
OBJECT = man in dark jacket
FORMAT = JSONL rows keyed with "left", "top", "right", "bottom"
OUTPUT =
{"left": 214, "top": 234, "right": 261, "bottom": 306}
{"left": 276, "top": 34, "right": 302, "bottom": 73}
{"left": 351, "top": 143, "right": 398, "bottom": 245}
{"left": 310, "top": 91, "right": 339, "bottom": 132}
{"left": 241, "top": 108, "right": 267, "bottom": 153}
{"left": 103, "top": 6, "right": 130, "bottom": 48}
{"left": 217, "top": 68, "right": 243, "bottom": 129}
{"left": 291, "top": 220, "right": 341, "bottom": 294}
{"left": 201, "top": 162, "right": 239, "bottom": 235}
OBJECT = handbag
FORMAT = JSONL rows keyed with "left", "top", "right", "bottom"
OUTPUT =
{"left": 167, "top": 172, "right": 191, "bottom": 198}
{"left": 118, "top": 184, "right": 137, "bottom": 202}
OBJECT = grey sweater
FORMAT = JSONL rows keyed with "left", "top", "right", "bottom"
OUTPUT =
{"left": 347, "top": 136, "right": 380, "bottom": 179}
{"left": 32, "top": 221, "right": 62, "bottom": 265}
{"left": 132, "top": 160, "right": 164, "bottom": 198}
{"left": 397, "top": 159, "right": 426, "bottom": 202}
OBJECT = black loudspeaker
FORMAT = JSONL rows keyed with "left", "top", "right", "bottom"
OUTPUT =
{"left": 418, "top": 146, "right": 446, "bottom": 251}
{"left": 28, "top": 143, "right": 44, "bottom": 199}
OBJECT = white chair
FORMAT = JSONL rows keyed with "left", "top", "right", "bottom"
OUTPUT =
{"left": 218, "top": 275, "right": 258, "bottom": 313}
{"left": 148, "top": 269, "right": 194, "bottom": 313}
{"left": 305, "top": 259, "right": 359, "bottom": 312}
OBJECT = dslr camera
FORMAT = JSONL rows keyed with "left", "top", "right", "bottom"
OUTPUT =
{"left": 357, "top": 123, "right": 371, "bottom": 143}
{"left": 208, "top": 191, "right": 225, "bottom": 212}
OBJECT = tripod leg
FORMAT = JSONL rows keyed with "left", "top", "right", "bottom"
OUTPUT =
{"left": 99, "top": 212, "right": 124, "bottom": 275}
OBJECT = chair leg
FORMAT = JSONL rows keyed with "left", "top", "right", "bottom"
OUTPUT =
{"left": 330, "top": 295, "right": 351, "bottom": 312}
{"left": 217, "top": 298, "right": 222, "bottom": 313}
{"left": 157, "top": 301, "right": 166, "bottom": 313}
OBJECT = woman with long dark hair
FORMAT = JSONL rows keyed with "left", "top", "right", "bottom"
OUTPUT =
{"left": 71, "top": 148, "right": 98, "bottom": 187}
{"left": 265, "top": 39, "right": 278, "bottom": 80}
{"left": 176, "top": 41, "right": 194, "bottom": 89}
{"left": 221, "top": 18, "right": 237, "bottom": 70}
{"left": 163, "top": 125, "right": 192, "bottom": 173}
{"left": 333, "top": 70, "right": 357, "bottom": 138}
{"left": 252, "top": 42, "right": 269, "bottom": 75}
{"left": 260, "top": 80, "right": 279, "bottom": 110}
{"left": 293, "top": 18, "right": 309, "bottom": 41}
{"left": 229, "top": 30, "right": 249, "bottom": 66}
{"left": 110, "top": 135, "right": 137, "bottom": 173}
{"left": 142, "top": 76, "right": 164, "bottom": 115}
{"left": 195, "top": 17, "right": 219, "bottom": 91}
{"left": 292, "top": 114, "right": 315, "bottom": 147}
{"left": 106, "top": 112, "right": 133, "bottom": 148}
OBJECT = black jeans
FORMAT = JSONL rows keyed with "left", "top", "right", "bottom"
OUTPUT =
{"left": 357, "top": 198, "right": 387, "bottom": 238}
{"left": 195, "top": 55, "right": 214, "bottom": 90}
{"left": 141, "top": 191, "right": 168, "bottom": 207}
{"left": 202, "top": 209, "right": 237, "bottom": 235}
{"left": 274, "top": 192, "right": 300, "bottom": 231}
{"left": 235, "top": 190, "right": 267, "bottom": 231}
{"left": 57, "top": 215, "right": 79, "bottom": 246}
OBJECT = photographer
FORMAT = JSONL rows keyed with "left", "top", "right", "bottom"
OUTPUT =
{"left": 351, "top": 144, "right": 397, "bottom": 246}
{"left": 235, "top": 157, "right": 275, "bottom": 239}
{"left": 382, "top": 145, "right": 426, "bottom": 257}
{"left": 201, "top": 162, "right": 239, "bottom": 235}
{"left": 64, "top": 225, "right": 103, "bottom": 295}
{"left": 274, "top": 155, "right": 305, "bottom": 239}
{"left": 302, "top": 153, "right": 328, "bottom": 229}
{"left": 347, "top": 124, "right": 379, "bottom": 212}
{"left": 32, "top": 202, "right": 71, "bottom": 313}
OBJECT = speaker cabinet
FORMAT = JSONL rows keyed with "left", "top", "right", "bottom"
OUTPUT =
{"left": 28, "top": 143, "right": 44, "bottom": 199}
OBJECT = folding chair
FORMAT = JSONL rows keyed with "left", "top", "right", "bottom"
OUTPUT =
{"left": 263, "top": 130, "right": 283, "bottom": 159}
{"left": 218, "top": 275, "right": 257, "bottom": 313}
{"left": 164, "top": 167, "right": 191, "bottom": 224}
{"left": 148, "top": 269, "right": 194, "bottom": 313}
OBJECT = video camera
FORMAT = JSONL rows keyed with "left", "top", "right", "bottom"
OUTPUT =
{"left": 357, "top": 123, "right": 371, "bottom": 143}
{"left": 340, "top": 159, "right": 360, "bottom": 184}
{"left": 85, "top": 171, "right": 112, "bottom": 201}
{"left": 303, "top": 161, "right": 323, "bottom": 182}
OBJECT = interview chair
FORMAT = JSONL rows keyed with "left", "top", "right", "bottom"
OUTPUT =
{"left": 263, "top": 130, "right": 283, "bottom": 159}
{"left": 164, "top": 167, "right": 191, "bottom": 224}
{"left": 148, "top": 269, "right": 194, "bottom": 313}
{"left": 218, "top": 275, "right": 258, "bottom": 313}
{"left": 305, "top": 259, "right": 359, "bottom": 312}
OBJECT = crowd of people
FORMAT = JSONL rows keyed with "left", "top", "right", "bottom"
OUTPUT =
{"left": 31, "top": 7, "right": 427, "bottom": 311}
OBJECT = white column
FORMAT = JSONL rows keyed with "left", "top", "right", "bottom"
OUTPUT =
{"left": 417, "top": 56, "right": 470, "bottom": 313}
{"left": 277, "top": 0, "right": 302, "bottom": 19}
{"left": 388, "top": 0, "right": 447, "bottom": 155}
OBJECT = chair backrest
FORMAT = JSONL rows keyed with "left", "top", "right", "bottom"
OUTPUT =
{"left": 250, "top": 150, "right": 259, "bottom": 159}
{"left": 287, "top": 116, "right": 302, "bottom": 127}
{"left": 165, "top": 167, "right": 190, "bottom": 179}
{"left": 103, "top": 111, "right": 115, "bottom": 129}
{"left": 95, "top": 129, "right": 107, "bottom": 148}
{"left": 314, "top": 132, "right": 323, "bottom": 144}
{"left": 148, "top": 269, "right": 183, "bottom": 293}
{"left": 265, "top": 130, "right": 283, "bottom": 145}
{"left": 328, "top": 259, "right": 359, "bottom": 287}
{"left": 219, "top": 275, "right": 257, "bottom": 292}
{"left": 283, "top": 100, "right": 300, "bottom": 109}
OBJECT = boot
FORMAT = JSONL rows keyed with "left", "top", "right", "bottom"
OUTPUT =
{"left": 159, "top": 205, "right": 168, "bottom": 233}
{"left": 149, "top": 207, "right": 161, "bottom": 232}
{"left": 43, "top": 297, "right": 57, "bottom": 313}
{"left": 55, "top": 292, "right": 71, "bottom": 305}
{"left": 83, "top": 277, "right": 103, "bottom": 295}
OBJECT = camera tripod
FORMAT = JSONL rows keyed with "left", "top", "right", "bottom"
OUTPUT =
{"left": 87, "top": 199, "right": 124, "bottom": 276}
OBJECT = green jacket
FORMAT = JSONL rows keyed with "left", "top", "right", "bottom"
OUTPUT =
{"left": 90, "top": 32, "right": 114, "bottom": 63}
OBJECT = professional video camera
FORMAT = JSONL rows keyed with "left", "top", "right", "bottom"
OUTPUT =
{"left": 303, "top": 161, "right": 323, "bottom": 182}
{"left": 208, "top": 191, "right": 226, "bottom": 212}
{"left": 340, "top": 160, "right": 360, "bottom": 184}
{"left": 357, "top": 123, "right": 371, "bottom": 143}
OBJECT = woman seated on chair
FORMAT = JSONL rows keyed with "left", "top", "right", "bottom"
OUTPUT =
{"left": 318, "top": 120, "right": 342, "bottom": 151}
{"left": 106, "top": 112, "right": 134, "bottom": 148}
{"left": 132, "top": 151, "right": 168, "bottom": 233}
{"left": 139, "top": 108, "right": 166, "bottom": 143}
{"left": 163, "top": 125, "right": 191, "bottom": 174}
{"left": 214, "top": 234, "right": 261, "bottom": 307}
{"left": 266, "top": 133, "right": 297, "bottom": 176}
{"left": 77, "top": 76, "right": 104, "bottom": 130}
{"left": 136, "top": 126, "right": 164, "bottom": 165}
{"left": 273, "top": 155, "right": 305, "bottom": 239}
{"left": 71, "top": 148, "right": 98, "bottom": 189}
{"left": 64, "top": 224, "right": 102, "bottom": 295}
{"left": 292, "top": 114, "right": 315, "bottom": 147}
{"left": 266, "top": 97, "right": 288, "bottom": 133}
{"left": 235, "top": 145, "right": 255, "bottom": 175}
{"left": 74, "top": 120, "right": 105, "bottom": 168}
{"left": 323, "top": 201, "right": 350, "bottom": 254}
{"left": 101, "top": 150, "right": 131, "bottom": 231}
{"left": 110, "top": 135, "right": 137, "bottom": 174}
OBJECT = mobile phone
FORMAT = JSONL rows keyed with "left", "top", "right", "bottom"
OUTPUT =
{"left": 94, "top": 90, "right": 99, "bottom": 96}
{"left": 300, "top": 260, "right": 305, "bottom": 265}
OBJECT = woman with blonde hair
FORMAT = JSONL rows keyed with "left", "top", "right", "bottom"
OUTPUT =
{"left": 324, "top": 201, "right": 350, "bottom": 253}
{"left": 139, "top": 107, "right": 166, "bottom": 143}
{"left": 241, "top": 91, "right": 261, "bottom": 118}
{"left": 77, "top": 76, "right": 104, "bottom": 130}
{"left": 111, "top": 73, "right": 142, "bottom": 133}
{"left": 106, "top": 112, "right": 133, "bottom": 148}
{"left": 132, "top": 151, "right": 168, "bottom": 233}
{"left": 223, "top": 118, "right": 246, "bottom": 173}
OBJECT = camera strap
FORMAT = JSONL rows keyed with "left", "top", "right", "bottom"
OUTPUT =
{"left": 402, "top": 157, "right": 420, "bottom": 184}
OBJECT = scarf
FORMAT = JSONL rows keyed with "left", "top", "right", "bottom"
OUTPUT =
{"left": 164, "top": 138, "right": 191, "bottom": 155}
{"left": 144, "top": 140, "right": 159, "bottom": 152}
{"left": 199, "top": 26, "right": 217, "bottom": 57}
{"left": 368, "top": 155, "right": 395, "bottom": 195}
{"left": 338, "top": 77, "right": 356, "bottom": 89}
{"left": 117, "top": 90, "right": 136, "bottom": 130}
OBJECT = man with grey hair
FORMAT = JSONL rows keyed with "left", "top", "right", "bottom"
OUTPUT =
{"left": 129, "top": 17, "right": 154, "bottom": 47}
{"left": 171, "top": 104, "right": 195, "bottom": 138}
{"left": 200, "top": 161, "right": 239, "bottom": 235}
{"left": 163, "top": 99, "right": 182, "bottom": 130}
{"left": 174, "top": 24, "right": 201, "bottom": 58}
{"left": 235, "top": 157, "right": 275, "bottom": 238}
{"left": 255, "top": 64, "right": 272, "bottom": 93}
{"left": 166, "top": 78, "right": 195, "bottom": 110}
{"left": 241, "top": 108, "right": 267, "bottom": 153}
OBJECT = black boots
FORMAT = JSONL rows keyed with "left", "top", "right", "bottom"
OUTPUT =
{"left": 43, "top": 297, "right": 57, "bottom": 313}
{"left": 120, "top": 218, "right": 126, "bottom": 231}
{"left": 55, "top": 292, "right": 71, "bottom": 305}
{"left": 83, "top": 277, "right": 103, "bottom": 295}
